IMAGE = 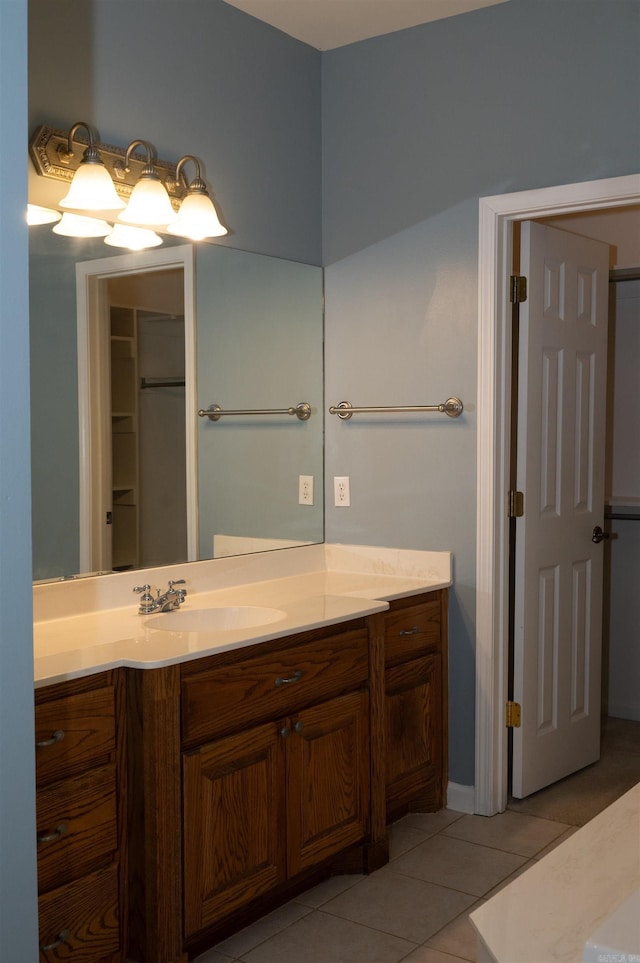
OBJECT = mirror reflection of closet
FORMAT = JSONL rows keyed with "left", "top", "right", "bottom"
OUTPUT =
{"left": 107, "top": 270, "right": 186, "bottom": 571}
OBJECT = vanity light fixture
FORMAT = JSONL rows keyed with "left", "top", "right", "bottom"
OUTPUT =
{"left": 117, "top": 140, "right": 176, "bottom": 229}
{"left": 58, "top": 122, "right": 126, "bottom": 214}
{"left": 167, "top": 155, "right": 227, "bottom": 240}
{"left": 53, "top": 213, "right": 112, "bottom": 238}
{"left": 104, "top": 224, "right": 163, "bottom": 250}
{"left": 26, "top": 205, "right": 61, "bottom": 226}
{"left": 29, "top": 123, "right": 229, "bottom": 240}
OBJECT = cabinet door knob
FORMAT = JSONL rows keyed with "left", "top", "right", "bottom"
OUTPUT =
{"left": 275, "top": 669, "right": 303, "bottom": 687}
{"left": 40, "top": 930, "right": 70, "bottom": 953}
{"left": 293, "top": 720, "right": 304, "bottom": 734}
{"left": 37, "top": 823, "right": 67, "bottom": 845}
{"left": 279, "top": 725, "right": 291, "bottom": 739}
{"left": 399, "top": 625, "right": 419, "bottom": 636}
{"left": 35, "top": 729, "right": 65, "bottom": 748}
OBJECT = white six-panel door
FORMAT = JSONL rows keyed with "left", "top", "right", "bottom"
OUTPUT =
{"left": 512, "top": 221, "right": 610, "bottom": 798}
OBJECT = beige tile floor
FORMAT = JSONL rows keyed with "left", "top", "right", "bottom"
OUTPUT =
{"left": 193, "top": 718, "right": 640, "bottom": 963}
{"left": 192, "top": 808, "right": 571, "bottom": 963}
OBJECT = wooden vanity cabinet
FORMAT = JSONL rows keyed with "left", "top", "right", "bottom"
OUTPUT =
{"left": 181, "top": 623, "right": 373, "bottom": 940}
{"left": 383, "top": 590, "right": 448, "bottom": 820}
{"left": 34, "top": 670, "right": 125, "bottom": 963}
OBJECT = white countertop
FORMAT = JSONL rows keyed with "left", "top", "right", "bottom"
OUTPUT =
{"left": 33, "top": 544, "right": 451, "bottom": 687}
{"left": 470, "top": 783, "right": 640, "bottom": 963}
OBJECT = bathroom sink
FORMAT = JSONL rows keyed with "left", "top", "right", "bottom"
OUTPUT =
{"left": 145, "top": 605, "right": 287, "bottom": 632}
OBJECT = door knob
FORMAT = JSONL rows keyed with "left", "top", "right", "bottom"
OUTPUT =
{"left": 592, "top": 526, "right": 610, "bottom": 544}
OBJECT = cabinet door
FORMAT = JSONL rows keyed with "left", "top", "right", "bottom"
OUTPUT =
{"left": 385, "top": 654, "right": 443, "bottom": 816}
{"left": 287, "top": 689, "right": 370, "bottom": 877}
{"left": 183, "top": 721, "right": 287, "bottom": 937}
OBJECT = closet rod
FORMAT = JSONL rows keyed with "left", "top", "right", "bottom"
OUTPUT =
{"left": 198, "top": 402, "right": 311, "bottom": 422}
{"left": 140, "top": 377, "right": 185, "bottom": 389}
{"left": 606, "top": 512, "right": 640, "bottom": 521}
{"left": 329, "top": 397, "right": 463, "bottom": 420}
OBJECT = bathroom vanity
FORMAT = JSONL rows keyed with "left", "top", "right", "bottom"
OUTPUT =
{"left": 33, "top": 544, "right": 450, "bottom": 962}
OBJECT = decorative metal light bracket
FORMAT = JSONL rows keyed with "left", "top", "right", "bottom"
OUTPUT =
{"left": 29, "top": 124, "right": 185, "bottom": 211}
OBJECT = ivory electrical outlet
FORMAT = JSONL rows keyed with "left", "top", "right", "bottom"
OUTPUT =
{"left": 299, "top": 474, "right": 314, "bottom": 505}
{"left": 334, "top": 476, "right": 350, "bottom": 507}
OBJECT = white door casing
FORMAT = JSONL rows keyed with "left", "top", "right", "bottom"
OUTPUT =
{"left": 76, "top": 245, "right": 197, "bottom": 574}
{"left": 512, "top": 222, "right": 609, "bottom": 798}
{"left": 475, "top": 173, "right": 640, "bottom": 816}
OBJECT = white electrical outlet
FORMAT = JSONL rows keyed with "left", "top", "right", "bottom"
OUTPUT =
{"left": 299, "top": 474, "right": 314, "bottom": 505}
{"left": 334, "top": 476, "right": 350, "bottom": 507}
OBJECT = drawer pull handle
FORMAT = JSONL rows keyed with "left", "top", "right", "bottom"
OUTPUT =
{"left": 37, "top": 823, "right": 67, "bottom": 845}
{"left": 275, "top": 670, "right": 303, "bottom": 687}
{"left": 399, "top": 626, "right": 419, "bottom": 636}
{"left": 40, "top": 930, "right": 70, "bottom": 952}
{"left": 36, "top": 729, "right": 65, "bottom": 748}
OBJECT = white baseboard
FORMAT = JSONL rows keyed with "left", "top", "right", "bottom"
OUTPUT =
{"left": 447, "top": 782, "right": 475, "bottom": 814}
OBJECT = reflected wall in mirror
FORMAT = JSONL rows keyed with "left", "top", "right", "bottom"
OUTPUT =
{"left": 29, "top": 228, "right": 324, "bottom": 581}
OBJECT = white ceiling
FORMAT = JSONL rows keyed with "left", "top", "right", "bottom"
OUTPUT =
{"left": 222, "top": 0, "right": 510, "bottom": 51}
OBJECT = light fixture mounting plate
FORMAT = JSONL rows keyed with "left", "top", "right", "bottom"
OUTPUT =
{"left": 29, "top": 124, "right": 184, "bottom": 211}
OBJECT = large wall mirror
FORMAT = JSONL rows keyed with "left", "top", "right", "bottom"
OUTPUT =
{"left": 30, "top": 227, "right": 324, "bottom": 582}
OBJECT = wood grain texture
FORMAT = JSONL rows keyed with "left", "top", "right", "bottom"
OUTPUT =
{"left": 183, "top": 721, "right": 287, "bottom": 935}
{"left": 383, "top": 591, "right": 448, "bottom": 818}
{"left": 35, "top": 672, "right": 125, "bottom": 961}
{"left": 287, "top": 689, "right": 370, "bottom": 877}
{"left": 383, "top": 595, "right": 441, "bottom": 667}
{"left": 182, "top": 626, "right": 369, "bottom": 747}
{"left": 385, "top": 654, "right": 442, "bottom": 815}
{"left": 35, "top": 685, "right": 116, "bottom": 786}
{"left": 36, "top": 763, "right": 117, "bottom": 894}
{"left": 38, "top": 863, "right": 120, "bottom": 963}
{"left": 367, "top": 611, "right": 387, "bottom": 849}
{"left": 126, "top": 666, "right": 187, "bottom": 963}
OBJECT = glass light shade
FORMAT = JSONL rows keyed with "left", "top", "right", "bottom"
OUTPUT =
{"left": 59, "top": 162, "right": 125, "bottom": 212}
{"left": 104, "top": 224, "right": 163, "bottom": 251}
{"left": 166, "top": 192, "right": 227, "bottom": 240}
{"left": 53, "top": 213, "right": 112, "bottom": 238}
{"left": 27, "top": 205, "right": 61, "bottom": 226}
{"left": 118, "top": 177, "right": 176, "bottom": 228}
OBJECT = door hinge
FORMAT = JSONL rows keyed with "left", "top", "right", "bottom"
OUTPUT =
{"left": 506, "top": 701, "right": 521, "bottom": 728}
{"left": 510, "top": 274, "right": 527, "bottom": 304}
{"left": 508, "top": 490, "right": 524, "bottom": 518}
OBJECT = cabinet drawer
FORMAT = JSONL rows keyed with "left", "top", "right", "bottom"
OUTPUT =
{"left": 35, "top": 687, "right": 116, "bottom": 785}
{"left": 37, "top": 764, "right": 118, "bottom": 894}
{"left": 182, "top": 627, "right": 369, "bottom": 746}
{"left": 38, "top": 863, "right": 120, "bottom": 962}
{"left": 384, "top": 597, "right": 441, "bottom": 667}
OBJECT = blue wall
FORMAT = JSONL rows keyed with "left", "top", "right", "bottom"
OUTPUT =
{"left": 322, "top": 0, "right": 640, "bottom": 784}
{"left": 1, "top": 0, "right": 39, "bottom": 956}
{"left": 29, "top": 0, "right": 322, "bottom": 265}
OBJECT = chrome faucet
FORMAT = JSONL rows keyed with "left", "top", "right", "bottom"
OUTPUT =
{"left": 134, "top": 579, "right": 187, "bottom": 615}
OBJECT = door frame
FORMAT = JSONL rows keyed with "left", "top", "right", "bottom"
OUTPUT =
{"left": 474, "top": 173, "right": 640, "bottom": 816}
{"left": 76, "top": 244, "right": 196, "bottom": 573}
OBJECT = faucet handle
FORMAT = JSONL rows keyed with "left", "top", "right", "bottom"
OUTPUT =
{"left": 168, "top": 579, "right": 186, "bottom": 589}
{"left": 133, "top": 584, "right": 156, "bottom": 615}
